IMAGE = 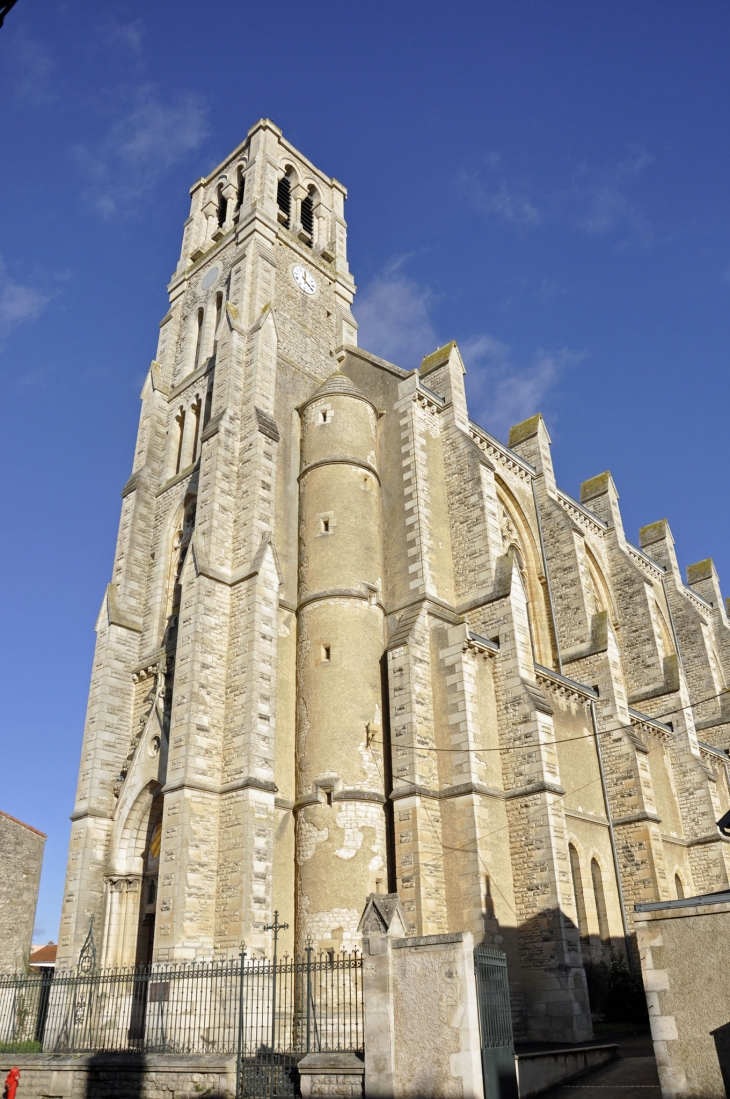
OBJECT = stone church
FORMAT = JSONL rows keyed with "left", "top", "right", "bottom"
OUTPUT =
{"left": 58, "top": 119, "right": 730, "bottom": 1041}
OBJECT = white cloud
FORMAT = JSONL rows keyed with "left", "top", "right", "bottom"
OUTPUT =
{"left": 0, "top": 258, "right": 48, "bottom": 337}
{"left": 354, "top": 263, "right": 575, "bottom": 440}
{"left": 572, "top": 148, "right": 653, "bottom": 243}
{"left": 462, "top": 146, "right": 654, "bottom": 248}
{"left": 462, "top": 333, "right": 579, "bottom": 441}
{"left": 98, "top": 17, "right": 145, "bottom": 56}
{"left": 353, "top": 261, "right": 439, "bottom": 370}
{"left": 74, "top": 86, "right": 209, "bottom": 217}
{"left": 2, "top": 30, "right": 56, "bottom": 105}
{"left": 460, "top": 171, "right": 542, "bottom": 225}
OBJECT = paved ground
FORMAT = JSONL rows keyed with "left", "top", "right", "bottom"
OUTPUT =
{"left": 544, "top": 1029, "right": 661, "bottom": 1099}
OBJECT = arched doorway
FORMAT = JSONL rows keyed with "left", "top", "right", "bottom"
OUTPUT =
{"left": 135, "top": 800, "right": 162, "bottom": 966}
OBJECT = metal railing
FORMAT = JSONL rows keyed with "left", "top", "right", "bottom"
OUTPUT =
{"left": 0, "top": 950, "right": 363, "bottom": 1060}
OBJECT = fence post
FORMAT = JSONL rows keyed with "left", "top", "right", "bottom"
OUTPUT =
{"left": 305, "top": 939, "right": 313, "bottom": 1054}
{"left": 236, "top": 943, "right": 246, "bottom": 1099}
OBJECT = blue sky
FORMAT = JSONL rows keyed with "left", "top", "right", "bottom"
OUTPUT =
{"left": 1, "top": 0, "right": 729, "bottom": 944}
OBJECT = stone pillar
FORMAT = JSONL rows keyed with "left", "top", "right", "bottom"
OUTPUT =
{"left": 359, "top": 894, "right": 485, "bottom": 1099}
{"left": 295, "top": 372, "right": 387, "bottom": 953}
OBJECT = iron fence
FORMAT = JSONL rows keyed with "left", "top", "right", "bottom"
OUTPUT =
{"left": 0, "top": 949, "right": 363, "bottom": 1062}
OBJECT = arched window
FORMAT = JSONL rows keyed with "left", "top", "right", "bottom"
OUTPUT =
{"left": 675, "top": 874, "right": 684, "bottom": 900}
{"left": 569, "top": 844, "right": 589, "bottom": 940}
{"left": 203, "top": 380, "right": 213, "bottom": 428}
{"left": 277, "top": 174, "right": 291, "bottom": 228}
{"left": 190, "top": 396, "right": 202, "bottom": 462}
{"left": 216, "top": 185, "right": 226, "bottom": 228}
{"left": 135, "top": 804, "right": 163, "bottom": 968}
{"left": 194, "top": 308, "right": 204, "bottom": 368}
{"left": 235, "top": 168, "right": 245, "bottom": 213}
{"left": 214, "top": 292, "right": 223, "bottom": 346}
{"left": 167, "top": 500, "right": 197, "bottom": 622}
{"left": 301, "top": 189, "right": 314, "bottom": 246}
{"left": 591, "top": 858, "right": 610, "bottom": 942}
{"left": 174, "top": 406, "right": 186, "bottom": 475}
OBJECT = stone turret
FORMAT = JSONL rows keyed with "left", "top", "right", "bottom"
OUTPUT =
{"left": 294, "top": 372, "right": 387, "bottom": 952}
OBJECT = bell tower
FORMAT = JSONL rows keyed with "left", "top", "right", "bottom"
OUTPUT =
{"left": 58, "top": 120, "right": 362, "bottom": 967}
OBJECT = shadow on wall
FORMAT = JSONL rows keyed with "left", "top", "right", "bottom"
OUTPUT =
{"left": 712, "top": 1021, "right": 730, "bottom": 1097}
{"left": 84, "top": 1053, "right": 146, "bottom": 1099}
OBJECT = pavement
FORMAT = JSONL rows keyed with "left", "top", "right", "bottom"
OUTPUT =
{"left": 542, "top": 1028, "right": 661, "bottom": 1099}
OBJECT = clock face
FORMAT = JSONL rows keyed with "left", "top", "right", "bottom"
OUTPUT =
{"left": 293, "top": 265, "right": 317, "bottom": 295}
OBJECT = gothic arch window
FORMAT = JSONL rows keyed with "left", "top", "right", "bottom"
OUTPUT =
{"left": 194, "top": 307, "right": 204, "bottom": 369}
{"left": 653, "top": 596, "right": 675, "bottom": 662}
{"left": 190, "top": 394, "right": 202, "bottom": 463}
{"left": 214, "top": 292, "right": 223, "bottom": 348}
{"left": 301, "top": 187, "right": 315, "bottom": 247}
{"left": 496, "top": 486, "right": 551, "bottom": 665}
{"left": 135, "top": 799, "right": 163, "bottom": 967}
{"left": 509, "top": 542, "right": 537, "bottom": 659}
{"left": 591, "top": 858, "right": 610, "bottom": 942}
{"left": 585, "top": 548, "right": 617, "bottom": 624}
{"left": 235, "top": 166, "right": 246, "bottom": 214}
{"left": 569, "top": 844, "right": 589, "bottom": 941}
{"left": 675, "top": 873, "right": 684, "bottom": 900}
{"left": 164, "top": 497, "right": 197, "bottom": 645}
{"left": 203, "top": 378, "right": 214, "bottom": 429}
{"left": 174, "top": 406, "right": 186, "bottom": 475}
{"left": 277, "top": 172, "right": 292, "bottom": 229}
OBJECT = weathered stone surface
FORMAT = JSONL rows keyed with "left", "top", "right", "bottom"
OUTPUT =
{"left": 0, "top": 1053, "right": 235, "bottom": 1099}
{"left": 635, "top": 895, "right": 730, "bottom": 1099}
{"left": 0, "top": 811, "right": 45, "bottom": 973}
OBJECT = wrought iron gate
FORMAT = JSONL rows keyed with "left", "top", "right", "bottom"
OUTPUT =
{"left": 237, "top": 939, "right": 363, "bottom": 1099}
{"left": 474, "top": 946, "right": 518, "bottom": 1099}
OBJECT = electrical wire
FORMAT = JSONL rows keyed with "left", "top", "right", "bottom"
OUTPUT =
{"left": 365, "top": 685, "right": 730, "bottom": 922}
{"left": 369, "top": 685, "right": 730, "bottom": 755}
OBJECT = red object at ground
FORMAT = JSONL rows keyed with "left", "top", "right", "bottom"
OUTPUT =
{"left": 3, "top": 1067, "right": 20, "bottom": 1099}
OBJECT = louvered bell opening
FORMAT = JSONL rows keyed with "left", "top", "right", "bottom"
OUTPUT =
{"left": 301, "top": 194, "right": 314, "bottom": 246}
{"left": 235, "top": 177, "right": 245, "bottom": 211}
{"left": 277, "top": 176, "right": 291, "bottom": 228}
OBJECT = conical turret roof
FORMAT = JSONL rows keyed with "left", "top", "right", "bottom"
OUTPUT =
{"left": 300, "top": 370, "right": 375, "bottom": 411}
{"left": 310, "top": 370, "right": 367, "bottom": 401}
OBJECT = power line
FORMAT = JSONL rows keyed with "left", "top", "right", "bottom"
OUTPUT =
{"left": 371, "top": 685, "right": 730, "bottom": 755}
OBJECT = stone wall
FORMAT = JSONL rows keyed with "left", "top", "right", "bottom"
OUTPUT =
{"left": 0, "top": 1054, "right": 235, "bottom": 1099}
{"left": 635, "top": 893, "right": 730, "bottom": 1099}
{"left": 0, "top": 811, "right": 45, "bottom": 973}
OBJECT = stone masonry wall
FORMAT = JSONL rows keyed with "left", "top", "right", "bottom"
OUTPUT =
{"left": 0, "top": 812, "right": 45, "bottom": 973}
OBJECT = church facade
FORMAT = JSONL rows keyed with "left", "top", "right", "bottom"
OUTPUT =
{"left": 58, "top": 119, "right": 730, "bottom": 1041}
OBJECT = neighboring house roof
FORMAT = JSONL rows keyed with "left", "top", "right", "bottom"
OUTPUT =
{"left": 0, "top": 809, "right": 46, "bottom": 839}
{"left": 29, "top": 943, "right": 57, "bottom": 966}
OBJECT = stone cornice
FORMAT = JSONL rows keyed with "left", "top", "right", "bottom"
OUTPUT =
{"left": 534, "top": 663, "right": 598, "bottom": 701}
{"left": 389, "top": 778, "right": 566, "bottom": 803}
{"left": 155, "top": 461, "right": 200, "bottom": 499}
{"left": 297, "top": 588, "right": 385, "bottom": 614}
{"left": 298, "top": 456, "right": 380, "bottom": 485}
{"left": 161, "top": 775, "right": 277, "bottom": 798}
